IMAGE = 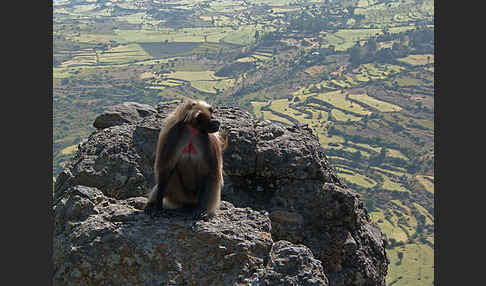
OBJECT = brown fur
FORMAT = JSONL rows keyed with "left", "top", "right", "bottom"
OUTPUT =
{"left": 145, "top": 99, "right": 227, "bottom": 216}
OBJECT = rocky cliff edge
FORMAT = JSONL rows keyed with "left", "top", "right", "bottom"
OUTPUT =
{"left": 53, "top": 101, "right": 389, "bottom": 286}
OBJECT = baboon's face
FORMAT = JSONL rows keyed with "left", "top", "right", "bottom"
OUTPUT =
{"left": 191, "top": 101, "right": 220, "bottom": 133}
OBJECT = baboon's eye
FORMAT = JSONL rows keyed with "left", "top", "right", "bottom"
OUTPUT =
{"left": 196, "top": 112, "right": 205, "bottom": 123}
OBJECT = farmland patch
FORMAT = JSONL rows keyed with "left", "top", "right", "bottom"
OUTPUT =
{"left": 315, "top": 91, "right": 372, "bottom": 116}
{"left": 190, "top": 79, "right": 234, "bottom": 94}
{"left": 98, "top": 43, "right": 152, "bottom": 65}
{"left": 60, "top": 144, "right": 78, "bottom": 155}
{"left": 338, "top": 168, "right": 377, "bottom": 188}
{"left": 416, "top": 175, "right": 434, "bottom": 194}
{"left": 167, "top": 70, "right": 226, "bottom": 81}
{"left": 386, "top": 243, "right": 434, "bottom": 286}
{"left": 139, "top": 42, "right": 201, "bottom": 58}
{"left": 397, "top": 54, "right": 434, "bottom": 66}
{"left": 382, "top": 175, "right": 411, "bottom": 194}
{"left": 348, "top": 93, "right": 402, "bottom": 112}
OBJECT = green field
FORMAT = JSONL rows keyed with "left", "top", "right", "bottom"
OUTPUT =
{"left": 236, "top": 56, "right": 257, "bottom": 63}
{"left": 331, "top": 109, "right": 362, "bottom": 122}
{"left": 382, "top": 175, "right": 411, "bottom": 194}
{"left": 321, "top": 29, "right": 382, "bottom": 51}
{"left": 352, "top": 142, "right": 382, "bottom": 153}
{"left": 369, "top": 199, "right": 434, "bottom": 285}
{"left": 397, "top": 54, "right": 434, "bottom": 66}
{"left": 221, "top": 25, "right": 259, "bottom": 45}
{"left": 370, "top": 209, "right": 409, "bottom": 243}
{"left": 372, "top": 166, "right": 406, "bottom": 178}
{"left": 387, "top": 149, "right": 409, "bottom": 161}
{"left": 114, "top": 27, "right": 236, "bottom": 43}
{"left": 416, "top": 175, "right": 434, "bottom": 194}
{"left": 53, "top": 67, "right": 78, "bottom": 79}
{"left": 261, "top": 110, "right": 294, "bottom": 125}
{"left": 315, "top": 91, "right": 372, "bottom": 116}
{"left": 412, "top": 203, "right": 434, "bottom": 226}
{"left": 60, "top": 144, "right": 78, "bottom": 156}
{"left": 99, "top": 43, "right": 152, "bottom": 65}
{"left": 348, "top": 93, "right": 402, "bottom": 112}
{"left": 338, "top": 168, "right": 377, "bottom": 188}
{"left": 357, "top": 63, "right": 404, "bottom": 82}
{"left": 138, "top": 42, "right": 202, "bottom": 58}
{"left": 251, "top": 101, "right": 269, "bottom": 119}
{"left": 190, "top": 78, "right": 234, "bottom": 94}
{"left": 386, "top": 243, "right": 434, "bottom": 286}
{"left": 167, "top": 70, "right": 226, "bottom": 81}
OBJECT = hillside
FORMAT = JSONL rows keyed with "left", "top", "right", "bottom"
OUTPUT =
{"left": 53, "top": 0, "right": 434, "bottom": 285}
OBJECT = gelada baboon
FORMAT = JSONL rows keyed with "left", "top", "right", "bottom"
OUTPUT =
{"left": 144, "top": 99, "right": 227, "bottom": 219}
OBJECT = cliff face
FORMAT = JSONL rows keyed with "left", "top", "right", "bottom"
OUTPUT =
{"left": 53, "top": 101, "right": 389, "bottom": 286}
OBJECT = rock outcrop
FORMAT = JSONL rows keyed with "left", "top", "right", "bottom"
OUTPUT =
{"left": 53, "top": 101, "right": 389, "bottom": 285}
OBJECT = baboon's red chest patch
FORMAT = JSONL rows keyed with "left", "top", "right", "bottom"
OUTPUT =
{"left": 182, "top": 127, "right": 200, "bottom": 154}
{"left": 182, "top": 140, "right": 197, "bottom": 154}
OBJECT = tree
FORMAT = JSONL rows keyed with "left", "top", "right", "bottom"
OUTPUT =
{"left": 349, "top": 46, "right": 367, "bottom": 66}
{"left": 416, "top": 101, "right": 423, "bottom": 111}
{"left": 392, "top": 42, "right": 408, "bottom": 58}
{"left": 382, "top": 26, "right": 390, "bottom": 37}
{"left": 397, "top": 251, "right": 404, "bottom": 264}
{"left": 399, "top": 34, "right": 409, "bottom": 46}
{"left": 367, "top": 38, "right": 378, "bottom": 53}
{"left": 348, "top": 6, "right": 355, "bottom": 16}
{"left": 370, "top": 147, "right": 387, "bottom": 165}
{"left": 354, "top": 14, "right": 365, "bottom": 24}
{"left": 365, "top": 199, "right": 376, "bottom": 212}
{"left": 254, "top": 30, "right": 260, "bottom": 43}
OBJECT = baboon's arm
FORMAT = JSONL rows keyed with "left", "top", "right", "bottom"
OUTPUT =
{"left": 146, "top": 121, "right": 188, "bottom": 213}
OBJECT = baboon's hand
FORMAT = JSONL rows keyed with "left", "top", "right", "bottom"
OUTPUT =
{"left": 207, "top": 119, "right": 220, "bottom": 133}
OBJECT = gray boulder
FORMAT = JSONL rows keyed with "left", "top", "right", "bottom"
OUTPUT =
{"left": 93, "top": 102, "right": 157, "bottom": 129}
{"left": 250, "top": 240, "right": 329, "bottom": 285}
{"left": 53, "top": 101, "right": 388, "bottom": 286}
{"left": 54, "top": 187, "right": 274, "bottom": 285}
